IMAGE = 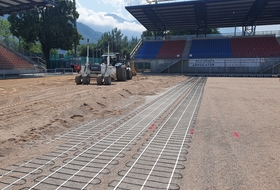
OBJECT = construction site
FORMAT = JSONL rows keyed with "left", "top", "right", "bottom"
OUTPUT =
{"left": 0, "top": 0, "right": 280, "bottom": 189}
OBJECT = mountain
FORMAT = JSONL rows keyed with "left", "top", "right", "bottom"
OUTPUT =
{"left": 105, "top": 14, "right": 126, "bottom": 23}
{"left": 105, "top": 13, "right": 140, "bottom": 25}
{"left": 77, "top": 22, "right": 103, "bottom": 44}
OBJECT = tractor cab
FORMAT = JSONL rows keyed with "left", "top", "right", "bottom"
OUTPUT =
{"left": 101, "top": 53, "right": 121, "bottom": 66}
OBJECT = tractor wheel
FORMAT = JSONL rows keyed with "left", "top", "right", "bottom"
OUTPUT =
{"left": 104, "top": 75, "right": 111, "bottom": 85}
{"left": 96, "top": 74, "right": 103, "bottom": 85}
{"left": 116, "top": 66, "right": 127, "bottom": 81}
{"left": 75, "top": 75, "right": 82, "bottom": 85}
{"left": 82, "top": 75, "right": 90, "bottom": 85}
{"left": 126, "top": 69, "right": 133, "bottom": 80}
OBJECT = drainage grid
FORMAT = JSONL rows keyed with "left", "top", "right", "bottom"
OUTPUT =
{"left": 110, "top": 77, "right": 206, "bottom": 190}
{"left": 0, "top": 77, "right": 205, "bottom": 190}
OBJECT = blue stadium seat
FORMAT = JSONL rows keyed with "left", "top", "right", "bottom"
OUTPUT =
{"left": 189, "top": 38, "right": 232, "bottom": 58}
{"left": 135, "top": 41, "right": 163, "bottom": 59}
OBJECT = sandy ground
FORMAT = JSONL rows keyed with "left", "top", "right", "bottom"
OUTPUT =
{"left": 181, "top": 77, "right": 280, "bottom": 190}
{"left": 0, "top": 74, "right": 187, "bottom": 168}
{"left": 0, "top": 75, "right": 279, "bottom": 189}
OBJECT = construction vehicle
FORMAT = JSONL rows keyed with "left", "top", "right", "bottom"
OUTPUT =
{"left": 70, "top": 64, "right": 81, "bottom": 73}
{"left": 75, "top": 40, "right": 132, "bottom": 85}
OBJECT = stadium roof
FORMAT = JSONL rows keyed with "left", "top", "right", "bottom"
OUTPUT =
{"left": 125, "top": 0, "right": 280, "bottom": 32}
{"left": 0, "top": 0, "right": 56, "bottom": 16}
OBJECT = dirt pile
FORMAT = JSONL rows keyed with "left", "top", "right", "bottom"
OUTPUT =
{"left": 0, "top": 74, "right": 187, "bottom": 167}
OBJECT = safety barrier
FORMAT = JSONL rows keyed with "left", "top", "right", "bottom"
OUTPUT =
{"left": 0, "top": 68, "right": 75, "bottom": 79}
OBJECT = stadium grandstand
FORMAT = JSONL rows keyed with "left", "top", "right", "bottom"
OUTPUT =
{"left": 127, "top": 0, "right": 280, "bottom": 76}
{"left": 0, "top": 0, "right": 56, "bottom": 77}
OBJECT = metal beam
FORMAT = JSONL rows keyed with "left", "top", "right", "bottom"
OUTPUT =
{"left": 194, "top": 2, "right": 207, "bottom": 37}
{"left": 242, "top": 0, "right": 268, "bottom": 35}
{"left": 0, "top": 0, "right": 56, "bottom": 16}
{"left": 143, "top": 7, "right": 166, "bottom": 33}
{"left": 126, "top": 0, "right": 280, "bottom": 32}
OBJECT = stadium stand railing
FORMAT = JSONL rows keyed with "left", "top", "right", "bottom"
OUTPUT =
{"left": 135, "top": 41, "right": 163, "bottom": 59}
{"left": 0, "top": 45, "right": 34, "bottom": 70}
{"left": 154, "top": 59, "right": 181, "bottom": 73}
{"left": 0, "top": 35, "right": 46, "bottom": 70}
{"left": 130, "top": 39, "right": 143, "bottom": 59}
{"left": 262, "top": 61, "right": 280, "bottom": 74}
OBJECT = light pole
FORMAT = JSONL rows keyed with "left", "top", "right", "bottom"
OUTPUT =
{"left": 73, "top": 0, "right": 77, "bottom": 58}
{"left": 86, "top": 39, "right": 90, "bottom": 65}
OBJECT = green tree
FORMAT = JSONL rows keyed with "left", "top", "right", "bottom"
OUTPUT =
{"left": 0, "top": 18, "right": 18, "bottom": 48}
{"left": 122, "top": 36, "right": 138, "bottom": 60}
{"left": 110, "top": 28, "right": 123, "bottom": 53}
{"left": 78, "top": 43, "right": 96, "bottom": 57}
{"left": 141, "top": 30, "right": 154, "bottom": 38}
{"left": 20, "top": 41, "right": 42, "bottom": 53}
{"left": 66, "top": 28, "right": 139, "bottom": 61}
{"left": 0, "top": 18, "right": 11, "bottom": 38}
{"left": 207, "top": 28, "right": 220, "bottom": 34}
{"left": 97, "top": 28, "right": 138, "bottom": 60}
{"left": 97, "top": 32, "right": 111, "bottom": 54}
{"left": 8, "top": 0, "right": 81, "bottom": 64}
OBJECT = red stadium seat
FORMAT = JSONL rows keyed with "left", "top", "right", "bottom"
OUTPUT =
{"left": 231, "top": 36, "right": 280, "bottom": 58}
{"left": 0, "top": 46, "right": 34, "bottom": 70}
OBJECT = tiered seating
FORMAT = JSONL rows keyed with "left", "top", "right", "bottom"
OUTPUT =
{"left": 134, "top": 36, "right": 280, "bottom": 60}
{"left": 0, "top": 46, "right": 34, "bottom": 70}
{"left": 157, "top": 40, "right": 186, "bottom": 59}
{"left": 135, "top": 41, "right": 163, "bottom": 59}
{"left": 189, "top": 38, "right": 232, "bottom": 58}
{"left": 231, "top": 36, "right": 280, "bottom": 58}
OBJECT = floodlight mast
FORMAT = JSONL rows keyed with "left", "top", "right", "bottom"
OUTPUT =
{"left": 73, "top": 0, "right": 77, "bottom": 58}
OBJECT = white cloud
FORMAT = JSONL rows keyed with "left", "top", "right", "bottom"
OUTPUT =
{"left": 94, "top": 0, "right": 146, "bottom": 21}
{"left": 100, "top": 0, "right": 126, "bottom": 8}
{"left": 76, "top": 2, "right": 146, "bottom": 36}
{"left": 100, "top": 0, "right": 146, "bottom": 7}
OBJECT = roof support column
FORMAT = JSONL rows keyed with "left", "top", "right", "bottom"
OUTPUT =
{"left": 143, "top": 7, "right": 166, "bottom": 39}
{"left": 242, "top": 25, "right": 256, "bottom": 36}
{"left": 194, "top": 2, "right": 207, "bottom": 37}
{"left": 242, "top": 0, "right": 268, "bottom": 36}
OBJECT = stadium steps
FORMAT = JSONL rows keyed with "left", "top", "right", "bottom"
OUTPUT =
{"left": 262, "top": 61, "right": 280, "bottom": 74}
{"left": 157, "top": 59, "right": 181, "bottom": 73}
{"left": 130, "top": 39, "right": 143, "bottom": 59}
{"left": 157, "top": 39, "right": 190, "bottom": 73}
{"left": 182, "top": 40, "right": 192, "bottom": 58}
{"left": 159, "top": 59, "right": 185, "bottom": 73}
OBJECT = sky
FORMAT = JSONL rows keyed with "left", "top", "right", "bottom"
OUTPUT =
{"left": 75, "top": 0, "right": 280, "bottom": 38}
{"left": 76, "top": 0, "right": 148, "bottom": 38}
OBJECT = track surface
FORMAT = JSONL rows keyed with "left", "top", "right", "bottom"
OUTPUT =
{"left": 0, "top": 77, "right": 206, "bottom": 190}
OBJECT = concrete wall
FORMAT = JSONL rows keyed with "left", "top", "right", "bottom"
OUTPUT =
{"left": 135, "top": 58, "right": 280, "bottom": 75}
